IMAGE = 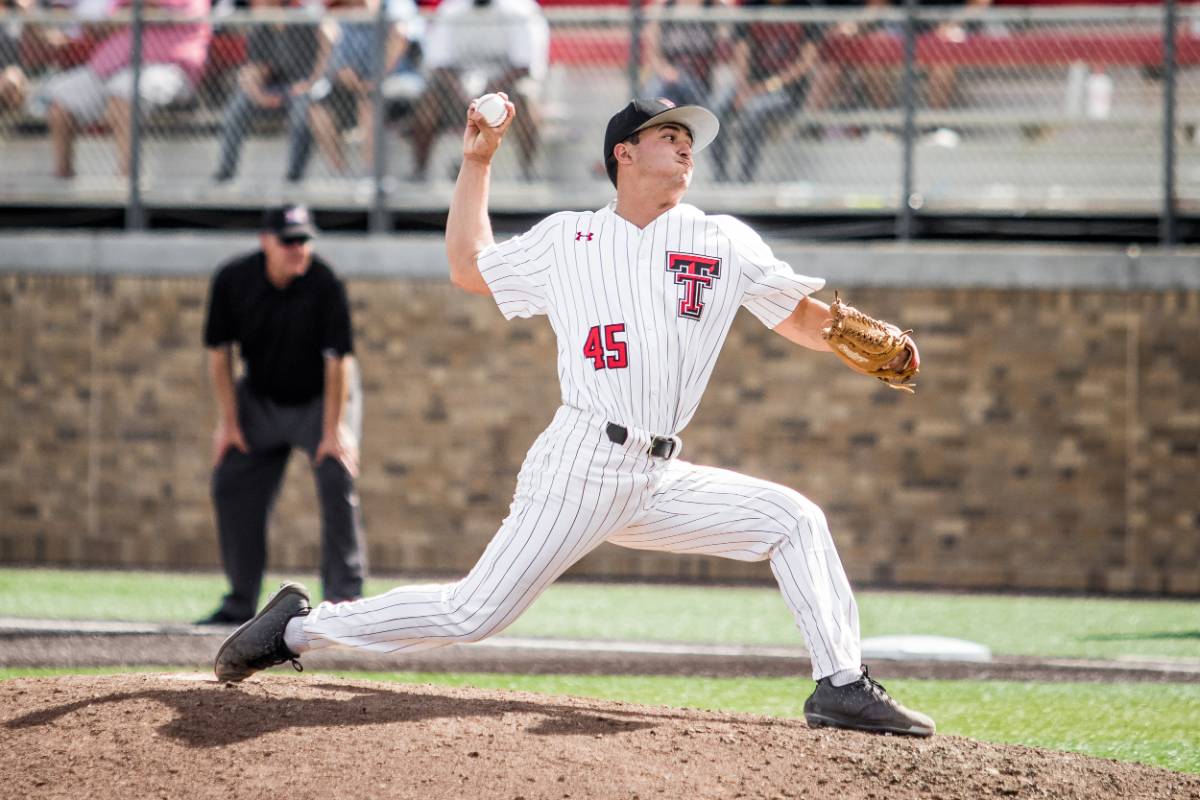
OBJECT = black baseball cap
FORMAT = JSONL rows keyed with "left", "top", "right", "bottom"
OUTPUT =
{"left": 603, "top": 98, "right": 720, "bottom": 187}
{"left": 261, "top": 204, "right": 318, "bottom": 242}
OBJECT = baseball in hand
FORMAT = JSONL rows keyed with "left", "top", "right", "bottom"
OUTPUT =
{"left": 474, "top": 93, "right": 508, "bottom": 127}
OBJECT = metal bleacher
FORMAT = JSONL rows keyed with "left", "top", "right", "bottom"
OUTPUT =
{"left": 0, "top": 3, "right": 1196, "bottom": 223}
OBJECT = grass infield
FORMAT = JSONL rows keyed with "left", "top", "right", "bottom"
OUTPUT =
{"left": 2, "top": 567, "right": 1198, "bottom": 661}
{"left": 2, "top": 666, "right": 1197, "bottom": 775}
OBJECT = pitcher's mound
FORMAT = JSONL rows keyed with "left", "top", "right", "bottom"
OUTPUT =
{"left": 1, "top": 673, "right": 1195, "bottom": 800}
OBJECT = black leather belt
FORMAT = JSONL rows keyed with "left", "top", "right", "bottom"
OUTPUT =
{"left": 605, "top": 422, "right": 678, "bottom": 459}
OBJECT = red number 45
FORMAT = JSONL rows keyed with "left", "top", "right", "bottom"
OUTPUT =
{"left": 583, "top": 323, "right": 628, "bottom": 370}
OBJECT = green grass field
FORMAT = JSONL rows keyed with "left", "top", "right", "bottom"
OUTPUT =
{"left": 2, "top": 567, "right": 1197, "bottom": 661}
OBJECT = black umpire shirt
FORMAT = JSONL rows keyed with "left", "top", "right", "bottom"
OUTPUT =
{"left": 203, "top": 251, "right": 354, "bottom": 406}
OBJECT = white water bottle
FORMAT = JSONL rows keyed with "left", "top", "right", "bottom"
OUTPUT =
{"left": 1086, "top": 69, "right": 1113, "bottom": 120}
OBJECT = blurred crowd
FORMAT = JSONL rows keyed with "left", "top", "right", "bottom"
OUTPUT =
{"left": 0, "top": 0, "right": 1166, "bottom": 184}
{"left": 0, "top": 0, "right": 549, "bottom": 181}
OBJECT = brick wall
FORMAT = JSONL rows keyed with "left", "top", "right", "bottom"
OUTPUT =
{"left": 2, "top": 272, "right": 1197, "bottom": 595}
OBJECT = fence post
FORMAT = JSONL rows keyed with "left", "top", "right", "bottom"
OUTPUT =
{"left": 629, "top": 0, "right": 643, "bottom": 97}
{"left": 369, "top": 0, "right": 389, "bottom": 234}
{"left": 896, "top": 0, "right": 917, "bottom": 241}
{"left": 1162, "top": 0, "right": 1178, "bottom": 246}
{"left": 126, "top": 0, "right": 146, "bottom": 230}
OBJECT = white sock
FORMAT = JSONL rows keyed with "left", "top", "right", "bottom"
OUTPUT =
{"left": 284, "top": 616, "right": 314, "bottom": 654}
{"left": 829, "top": 668, "right": 864, "bottom": 687}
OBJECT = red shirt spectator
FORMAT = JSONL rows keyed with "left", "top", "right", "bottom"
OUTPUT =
{"left": 88, "top": 0, "right": 211, "bottom": 85}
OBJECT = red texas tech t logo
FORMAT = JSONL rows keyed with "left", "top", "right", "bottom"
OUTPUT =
{"left": 666, "top": 252, "right": 722, "bottom": 320}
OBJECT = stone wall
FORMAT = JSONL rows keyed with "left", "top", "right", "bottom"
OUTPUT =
{"left": 1, "top": 241, "right": 1198, "bottom": 595}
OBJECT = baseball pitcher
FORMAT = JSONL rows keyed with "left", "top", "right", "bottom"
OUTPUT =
{"left": 214, "top": 95, "right": 931, "bottom": 737}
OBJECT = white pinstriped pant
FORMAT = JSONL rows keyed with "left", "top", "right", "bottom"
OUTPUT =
{"left": 301, "top": 405, "right": 862, "bottom": 680}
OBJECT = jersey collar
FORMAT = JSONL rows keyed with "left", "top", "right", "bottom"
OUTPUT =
{"left": 600, "top": 200, "right": 703, "bottom": 231}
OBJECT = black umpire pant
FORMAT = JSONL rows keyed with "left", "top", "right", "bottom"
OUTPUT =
{"left": 212, "top": 371, "right": 366, "bottom": 620}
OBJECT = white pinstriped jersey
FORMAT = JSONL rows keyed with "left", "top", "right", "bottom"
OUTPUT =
{"left": 477, "top": 201, "right": 825, "bottom": 436}
{"left": 301, "top": 202, "right": 863, "bottom": 681}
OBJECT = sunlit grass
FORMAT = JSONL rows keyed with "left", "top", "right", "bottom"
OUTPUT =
{"left": 1, "top": 567, "right": 1198, "bottom": 660}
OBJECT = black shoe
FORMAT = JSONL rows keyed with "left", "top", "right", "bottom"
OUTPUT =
{"left": 803, "top": 666, "right": 935, "bottom": 737}
{"left": 213, "top": 582, "right": 311, "bottom": 683}
{"left": 194, "top": 608, "right": 252, "bottom": 626}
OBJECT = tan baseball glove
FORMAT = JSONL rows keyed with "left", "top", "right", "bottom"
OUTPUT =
{"left": 820, "top": 293, "right": 919, "bottom": 393}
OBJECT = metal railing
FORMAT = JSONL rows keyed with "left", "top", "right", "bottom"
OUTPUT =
{"left": 0, "top": 2, "right": 1194, "bottom": 241}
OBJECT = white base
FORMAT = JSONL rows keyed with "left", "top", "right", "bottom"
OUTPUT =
{"left": 861, "top": 635, "right": 992, "bottom": 663}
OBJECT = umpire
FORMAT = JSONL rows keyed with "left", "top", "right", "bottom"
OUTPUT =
{"left": 197, "top": 204, "right": 367, "bottom": 625}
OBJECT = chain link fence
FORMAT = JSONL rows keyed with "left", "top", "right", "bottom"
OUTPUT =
{"left": 0, "top": 2, "right": 1195, "bottom": 235}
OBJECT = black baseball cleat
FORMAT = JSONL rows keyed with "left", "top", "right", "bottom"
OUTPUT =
{"left": 803, "top": 666, "right": 936, "bottom": 737}
{"left": 213, "top": 582, "right": 311, "bottom": 683}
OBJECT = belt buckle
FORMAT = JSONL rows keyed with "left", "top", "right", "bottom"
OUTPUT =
{"left": 648, "top": 435, "right": 676, "bottom": 459}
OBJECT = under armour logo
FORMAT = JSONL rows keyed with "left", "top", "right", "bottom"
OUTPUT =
{"left": 576, "top": 232, "right": 594, "bottom": 242}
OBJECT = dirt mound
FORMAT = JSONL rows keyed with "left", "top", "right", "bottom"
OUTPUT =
{"left": 1, "top": 674, "right": 1196, "bottom": 800}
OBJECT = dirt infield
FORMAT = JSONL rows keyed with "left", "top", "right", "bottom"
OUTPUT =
{"left": 3, "top": 624, "right": 1199, "bottom": 799}
{"left": 2, "top": 673, "right": 1198, "bottom": 800}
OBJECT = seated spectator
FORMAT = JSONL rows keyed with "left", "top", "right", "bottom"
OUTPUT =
{"left": 918, "top": 0, "right": 993, "bottom": 111}
{"left": 801, "top": 1, "right": 886, "bottom": 127}
{"left": 38, "top": 0, "right": 211, "bottom": 178}
{"left": 20, "top": 0, "right": 114, "bottom": 78}
{"left": 709, "top": 0, "right": 820, "bottom": 183}
{"left": 307, "top": 0, "right": 422, "bottom": 177}
{"left": 641, "top": 0, "right": 733, "bottom": 109}
{"left": 408, "top": 0, "right": 547, "bottom": 182}
{"left": 212, "top": 0, "right": 331, "bottom": 183}
{"left": 1, "top": 0, "right": 31, "bottom": 113}
{"left": 805, "top": 0, "right": 991, "bottom": 119}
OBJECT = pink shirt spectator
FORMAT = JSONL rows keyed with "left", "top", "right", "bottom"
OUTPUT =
{"left": 88, "top": 0, "right": 212, "bottom": 85}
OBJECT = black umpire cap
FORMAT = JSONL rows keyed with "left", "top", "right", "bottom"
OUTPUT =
{"left": 262, "top": 204, "right": 318, "bottom": 242}
{"left": 603, "top": 98, "right": 720, "bottom": 187}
